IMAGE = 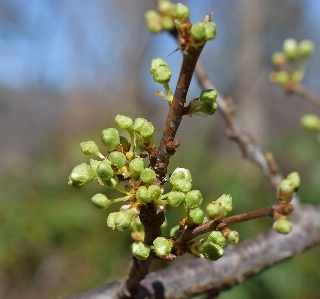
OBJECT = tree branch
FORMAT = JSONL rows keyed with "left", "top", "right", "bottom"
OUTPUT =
{"left": 291, "top": 82, "right": 320, "bottom": 110}
{"left": 66, "top": 204, "right": 320, "bottom": 299}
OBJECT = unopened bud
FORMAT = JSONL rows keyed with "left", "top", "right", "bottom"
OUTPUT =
{"left": 286, "top": 172, "right": 301, "bottom": 190}
{"left": 273, "top": 217, "right": 292, "bottom": 234}
{"left": 204, "top": 22, "right": 216, "bottom": 40}
{"left": 206, "top": 202, "right": 221, "bottom": 219}
{"left": 300, "top": 114, "right": 320, "bottom": 131}
{"left": 136, "top": 186, "right": 151, "bottom": 204}
{"left": 278, "top": 178, "right": 295, "bottom": 202}
{"left": 101, "top": 128, "right": 120, "bottom": 148}
{"left": 91, "top": 193, "right": 112, "bottom": 209}
{"left": 203, "top": 242, "right": 224, "bottom": 261}
{"left": 173, "top": 3, "right": 189, "bottom": 20}
{"left": 188, "top": 207, "right": 204, "bottom": 224}
{"left": 271, "top": 52, "right": 286, "bottom": 67}
{"left": 185, "top": 190, "right": 203, "bottom": 209}
{"left": 129, "top": 157, "right": 145, "bottom": 177}
{"left": 152, "top": 66, "right": 172, "bottom": 84}
{"left": 145, "top": 10, "right": 163, "bottom": 34}
{"left": 140, "top": 168, "right": 156, "bottom": 184}
{"left": 133, "top": 118, "right": 155, "bottom": 140}
{"left": 207, "top": 231, "right": 226, "bottom": 247}
{"left": 191, "top": 22, "right": 206, "bottom": 41}
{"left": 115, "top": 115, "right": 133, "bottom": 131}
{"left": 283, "top": 38, "right": 298, "bottom": 60}
{"left": 153, "top": 237, "right": 172, "bottom": 258}
{"left": 148, "top": 185, "right": 162, "bottom": 200}
{"left": 80, "top": 141, "right": 101, "bottom": 157}
{"left": 200, "top": 89, "right": 218, "bottom": 102}
{"left": 68, "top": 163, "right": 95, "bottom": 189}
{"left": 131, "top": 241, "right": 150, "bottom": 260}
{"left": 97, "top": 161, "right": 114, "bottom": 181}
{"left": 298, "top": 40, "right": 315, "bottom": 58}
{"left": 167, "top": 191, "right": 185, "bottom": 207}
{"left": 216, "top": 194, "right": 232, "bottom": 217}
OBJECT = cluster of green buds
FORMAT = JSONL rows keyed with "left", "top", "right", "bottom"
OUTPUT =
{"left": 189, "top": 89, "right": 218, "bottom": 116}
{"left": 68, "top": 114, "right": 157, "bottom": 230}
{"left": 145, "top": 0, "right": 176, "bottom": 33}
{"left": 270, "top": 38, "right": 315, "bottom": 88}
{"left": 273, "top": 172, "right": 301, "bottom": 234}
{"left": 300, "top": 114, "right": 320, "bottom": 144}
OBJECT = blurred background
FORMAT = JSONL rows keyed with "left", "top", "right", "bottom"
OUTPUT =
{"left": 1, "top": 1, "right": 320, "bottom": 298}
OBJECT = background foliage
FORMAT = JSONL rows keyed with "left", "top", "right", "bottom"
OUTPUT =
{"left": 1, "top": 1, "right": 320, "bottom": 298}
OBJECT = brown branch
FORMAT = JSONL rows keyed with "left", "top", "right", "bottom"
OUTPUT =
{"left": 66, "top": 204, "right": 320, "bottom": 299}
{"left": 291, "top": 82, "right": 320, "bottom": 110}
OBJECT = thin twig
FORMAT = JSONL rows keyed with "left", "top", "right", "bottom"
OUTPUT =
{"left": 291, "top": 82, "right": 320, "bottom": 110}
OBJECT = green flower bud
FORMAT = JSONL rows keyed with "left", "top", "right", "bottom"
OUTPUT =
{"left": 158, "top": 0, "right": 175, "bottom": 15}
{"left": 300, "top": 114, "right": 320, "bottom": 130}
{"left": 191, "top": 22, "right": 206, "bottom": 41}
{"left": 275, "top": 71, "right": 290, "bottom": 86}
{"left": 189, "top": 207, "right": 204, "bottom": 224}
{"left": 140, "top": 168, "right": 156, "bottom": 184}
{"left": 152, "top": 66, "right": 172, "bottom": 84}
{"left": 170, "top": 167, "right": 192, "bottom": 182}
{"left": 170, "top": 225, "right": 180, "bottom": 238}
{"left": 131, "top": 241, "right": 150, "bottom": 260}
{"left": 68, "top": 163, "right": 95, "bottom": 189}
{"left": 167, "top": 191, "right": 186, "bottom": 207}
{"left": 200, "top": 89, "right": 218, "bottom": 102}
{"left": 114, "top": 210, "right": 134, "bottom": 231}
{"left": 102, "top": 176, "right": 119, "bottom": 189}
{"left": 207, "top": 231, "right": 227, "bottom": 247}
{"left": 148, "top": 185, "right": 162, "bottom": 200}
{"left": 185, "top": 190, "right": 203, "bottom": 209}
{"left": 173, "top": 3, "right": 190, "bottom": 20}
{"left": 91, "top": 193, "right": 112, "bottom": 209}
{"left": 162, "top": 15, "right": 175, "bottom": 31}
{"left": 97, "top": 161, "right": 114, "bottom": 180}
{"left": 115, "top": 115, "right": 134, "bottom": 131}
{"left": 133, "top": 118, "right": 155, "bottom": 140}
{"left": 203, "top": 242, "right": 224, "bottom": 261}
{"left": 271, "top": 52, "right": 287, "bottom": 67}
{"left": 145, "top": 10, "right": 163, "bottom": 34}
{"left": 291, "top": 70, "right": 303, "bottom": 83}
{"left": 107, "top": 212, "right": 116, "bottom": 229}
{"left": 216, "top": 194, "right": 232, "bottom": 217}
{"left": 204, "top": 22, "right": 217, "bottom": 40}
{"left": 89, "top": 159, "right": 101, "bottom": 175}
{"left": 101, "top": 128, "right": 120, "bottom": 148}
{"left": 206, "top": 202, "right": 221, "bottom": 219}
{"left": 226, "top": 230, "right": 239, "bottom": 244}
{"left": 286, "top": 172, "right": 301, "bottom": 190}
{"left": 171, "top": 178, "right": 192, "bottom": 193}
{"left": 283, "top": 38, "right": 298, "bottom": 60}
{"left": 278, "top": 179, "right": 295, "bottom": 201}
{"left": 136, "top": 186, "right": 151, "bottom": 204}
{"left": 108, "top": 151, "right": 127, "bottom": 169}
{"left": 153, "top": 237, "right": 172, "bottom": 258}
{"left": 80, "top": 141, "right": 101, "bottom": 156}
{"left": 273, "top": 217, "right": 292, "bottom": 234}
{"left": 129, "top": 157, "right": 145, "bottom": 177}
{"left": 200, "top": 101, "right": 218, "bottom": 115}
{"left": 298, "top": 40, "right": 315, "bottom": 58}
{"left": 150, "top": 57, "right": 169, "bottom": 74}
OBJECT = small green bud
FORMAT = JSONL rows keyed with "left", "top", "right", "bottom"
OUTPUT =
{"left": 68, "top": 163, "right": 95, "bottom": 189}
{"left": 97, "top": 161, "right": 114, "bottom": 180}
{"left": 153, "top": 237, "right": 172, "bottom": 258}
{"left": 185, "top": 190, "right": 203, "bottom": 209}
{"left": 191, "top": 22, "right": 206, "bottom": 41}
{"left": 103, "top": 176, "right": 119, "bottom": 189}
{"left": 283, "top": 38, "right": 298, "bottom": 60}
{"left": 145, "top": 10, "right": 163, "bottom": 34}
{"left": 278, "top": 179, "right": 295, "bottom": 201}
{"left": 273, "top": 217, "right": 292, "bottom": 234}
{"left": 207, "top": 231, "right": 226, "bottom": 247}
{"left": 150, "top": 57, "right": 169, "bottom": 74}
{"left": 200, "top": 89, "right": 218, "bottom": 102}
{"left": 152, "top": 66, "right": 172, "bottom": 84}
{"left": 114, "top": 210, "right": 134, "bottom": 231}
{"left": 298, "top": 40, "right": 315, "bottom": 58}
{"left": 170, "top": 167, "right": 192, "bottom": 182}
{"left": 133, "top": 118, "right": 155, "bottom": 140}
{"left": 148, "top": 185, "right": 162, "bottom": 200}
{"left": 167, "top": 191, "right": 186, "bottom": 207}
{"left": 140, "top": 168, "right": 156, "bottom": 184}
{"left": 136, "top": 186, "right": 151, "bottom": 204}
{"left": 291, "top": 70, "right": 303, "bottom": 83}
{"left": 274, "top": 71, "right": 290, "bottom": 86}
{"left": 89, "top": 159, "right": 100, "bottom": 175}
{"left": 108, "top": 151, "right": 127, "bottom": 169}
{"left": 170, "top": 225, "right": 180, "bottom": 238}
{"left": 115, "top": 115, "right": 134, "bottom": 131}
{"left": 129, "top": 157, "right": 145, "bottom": 177}
{"left": 271, "top": 52, "right": 286, "bottom": 67}
{"left": 226, "top": 230, "right": 239, "bottom": 244}
{"left": 216, "top": 194, "right": 232, "bottom": 217}
{"left": 200, "top": 101, "right": 218, "bottom": 115}
{"left": 162, "top": 15, "right": 175, "bottom": 31}
{"left": 107, "top": 212, "right": 116, "bottom": 229}
{"left": 286, "top": 172, "right": 301, "bottom": 190}
{"left": 173, "top": 3, "right": 190, "bottom": 20}
{"left": 80, "top": 141, "right": 101, "bottom": 156}
{"left": 189, "top": 207, "right": 204, "bottom": 224}
{"left": 91, "top": 193, "right": 112, "bottom": 209}
{"left": 203, "top": 242, "right": 224, "bottom": 261}
{"left": 171, "top": 178, "right": 192, "bottom": 193}
{"left": 101, "top": 128, "right": 120, "bottom": 148}
{"left": 131, "top": 241, "right": 150, "bottom": 260}
{"left": 204, "top": 22, "right": 217, "bottom": 40}
{"left": 158, "top": 0, "right": 175, "bottom": 15}
{"left": 300, "top": 114, "right": 320, "bottom": 130}
{"left": 206, "top": 202, "right": 221, "bottom": 219}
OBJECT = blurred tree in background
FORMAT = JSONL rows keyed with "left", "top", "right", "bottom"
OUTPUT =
{"left": 0, "top": 1, "right": 320, "bottom": 299}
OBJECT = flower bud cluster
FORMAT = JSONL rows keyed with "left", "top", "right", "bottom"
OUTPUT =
{"left": 270, "top": 38, "right": 315, "bottom": 88}
{"left": 189, "top": 89, "right": 218, "bottom": 116}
